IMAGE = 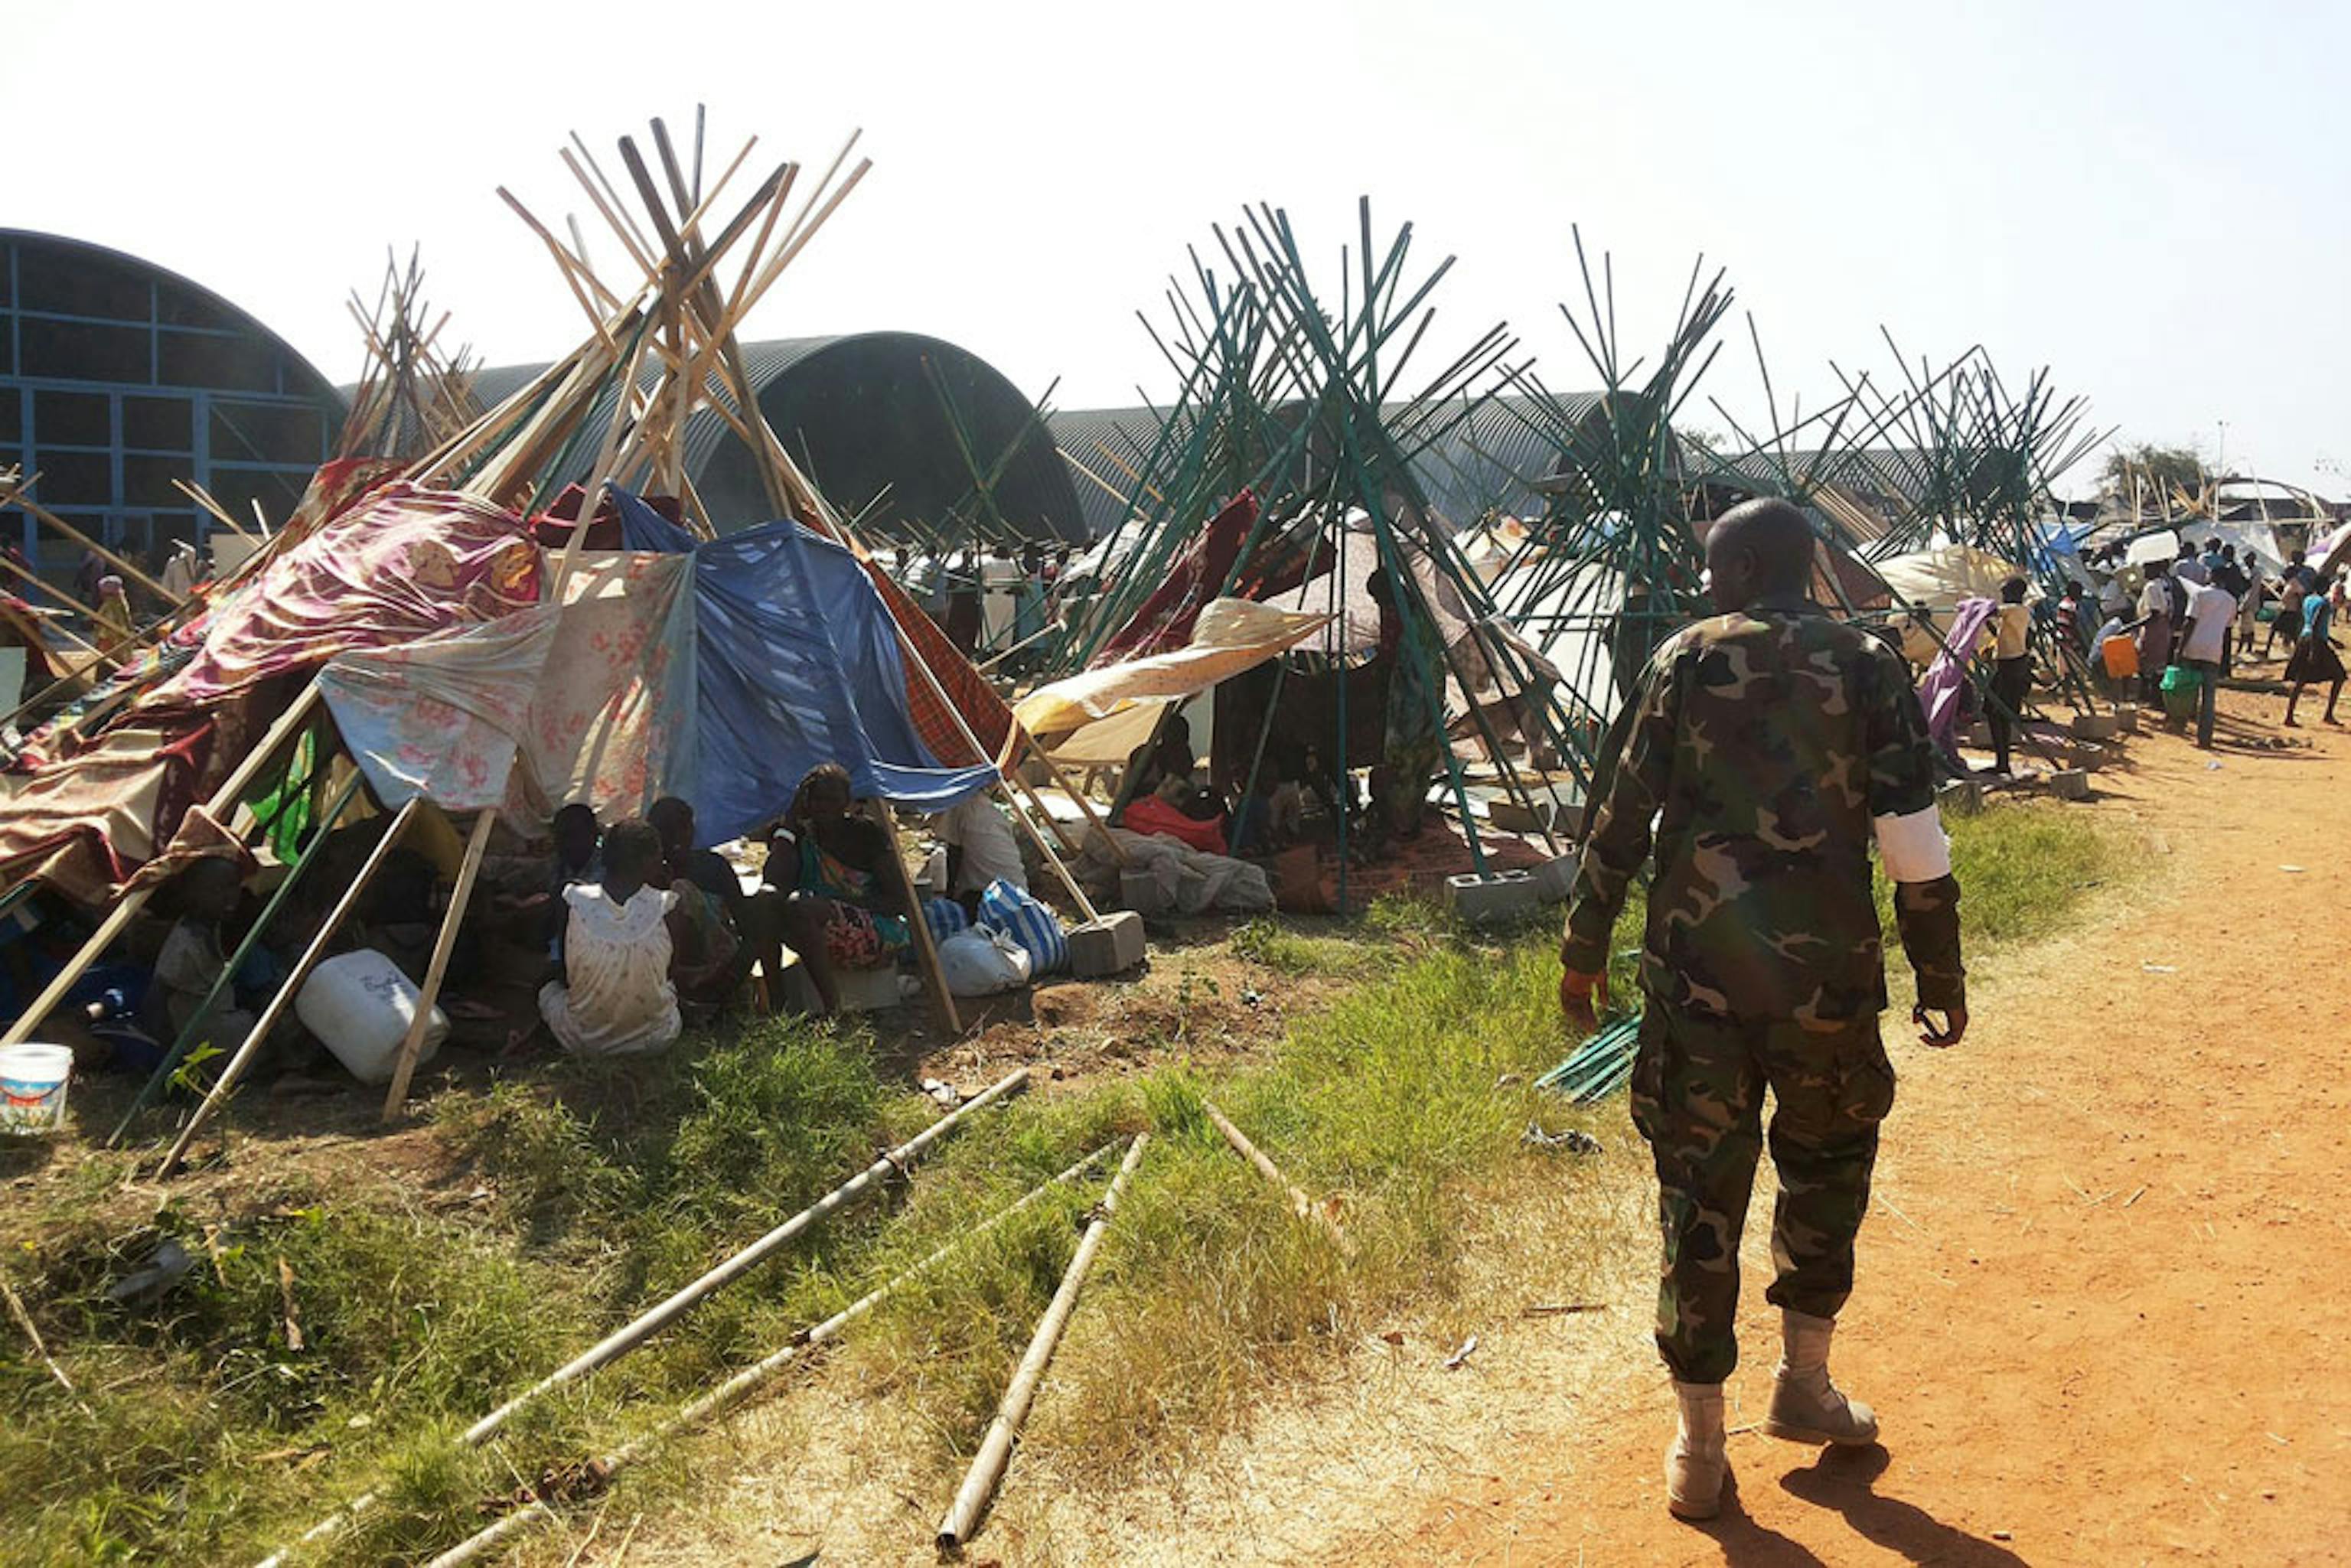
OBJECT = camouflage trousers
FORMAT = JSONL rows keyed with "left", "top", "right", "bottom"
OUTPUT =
{"left": 1629, "top": 1003, "right": 1896, "bottom": 1385}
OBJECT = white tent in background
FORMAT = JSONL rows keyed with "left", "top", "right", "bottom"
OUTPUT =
{"left": 1873, "top": 543, "right": 2037, "bottom": 611}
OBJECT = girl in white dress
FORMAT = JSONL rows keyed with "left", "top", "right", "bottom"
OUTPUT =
{"left": 539, "top": 820, "right": 685, "bottom": 1057}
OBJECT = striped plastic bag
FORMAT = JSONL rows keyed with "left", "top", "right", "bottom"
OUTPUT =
{"left": 977, "top": 878, "right": 1068, "bottom": 975}
{"left": 923, "top": 897, "right": 970, "bottom": 944}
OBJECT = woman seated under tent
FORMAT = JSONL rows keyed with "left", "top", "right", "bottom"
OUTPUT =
{"left": 761, "top": 764, "right": 911, "bottom": 1019}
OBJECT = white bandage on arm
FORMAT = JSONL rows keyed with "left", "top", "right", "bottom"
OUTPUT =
{"left": 1873, "top": 804, "right": 1952, "bottom": 882}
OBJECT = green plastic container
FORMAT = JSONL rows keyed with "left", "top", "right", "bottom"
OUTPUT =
{"left": 2159, "top": 663, "right": 2202, "bottom": 719}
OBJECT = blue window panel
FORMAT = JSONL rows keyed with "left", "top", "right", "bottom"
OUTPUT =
{"left": 20, "top": 318, "right": 149, "bottom": 383}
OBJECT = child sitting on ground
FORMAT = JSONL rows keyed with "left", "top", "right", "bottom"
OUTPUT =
{"left": 538, "top": 819, "right": 685, "bottom": 1058}
{"left": 140, "top": 854, "right": 323, "bottom": 1084}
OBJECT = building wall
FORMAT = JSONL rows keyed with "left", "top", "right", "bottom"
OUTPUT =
{"left": 0, "top": 231, "right": 344, "bottom": 585}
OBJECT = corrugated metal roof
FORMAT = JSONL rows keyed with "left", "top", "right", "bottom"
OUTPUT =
{"left": 465, "top": 333, "right": 1084, "bottom": 539}
{"left": 1, "top": 227, "right": 347, "bottom": 412}
{"left": 1050, "top": 390, "right": 1604, "bottom": 536}
{"left": 1694, "top": 445, "right": 1944, "bottom": 509}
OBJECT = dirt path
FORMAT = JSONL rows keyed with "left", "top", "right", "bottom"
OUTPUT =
{"left": 1354, "top": 689, "right": 2351, "bottom": 1566}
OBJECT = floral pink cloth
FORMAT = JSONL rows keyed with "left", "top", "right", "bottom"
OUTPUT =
{"left": 523, "top": 552, "right": 695, "bottom": 820}
{"left": 315, "top": 551, "right": 696, "bottom": 823}
{"left": 318, "top": 608, "right": 559, "bottom": 815}
{"left": 144, "top": 483, "right": 543, "bottom": 712}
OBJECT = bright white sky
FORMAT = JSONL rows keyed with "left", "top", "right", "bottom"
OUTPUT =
{"left": 6, "top": 0, "right": 2344, "bottom": 499}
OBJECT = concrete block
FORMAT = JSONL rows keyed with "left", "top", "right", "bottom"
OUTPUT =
{"left": 1531, "top": 852, "right": 1578, "bottom": 904}
{"left": 2069, "top": 742, "right": 2108, "bottom": 774}
{"left": 2069, "top": 712, "right": 2118, "bottom": 741}
{"left": 1936, "top": 779, "right": 1984, "bottom": 818}
{"left": 1118, "top": 867, "right": 1171, "bottom": 917}
{"left": 1965, "top": 721, "right": 1994, "bottom": 749}
{"left": 1445, "top": 869, "right": 1542, "bottom": 924}
{"left": 2111, "top": 706, "right": 2141, "bottom": 735}
{"left": 779, "top": 954, "right": 914, "bottom": 1015}
{"left": 1068, "top": 911, "right": 1146, "bottom": 977}
{"left": 2047, "top": 768, "right": 2092, "bottom": 800}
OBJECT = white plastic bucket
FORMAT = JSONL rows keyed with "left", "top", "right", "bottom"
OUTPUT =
{"left": 295, "top": 950, "right": 448, "bottom": 1087}
{"left": 0, "top": 1043, "right": 73, "bottom": 1133}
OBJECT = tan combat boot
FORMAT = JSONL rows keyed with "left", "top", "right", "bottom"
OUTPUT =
{"left": 1666, "top": 1380, "right": 1727, "bottom": 1520}
{"left": 1763, "top": 1309, "right": 1880, "bottom": 1445}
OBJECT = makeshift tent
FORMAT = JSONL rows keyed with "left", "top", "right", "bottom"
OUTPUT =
{"left": 0, "top": 112, "right": 1104, "bottom": 1156}
{"left": 1028, "top": 203, "right": 1584, "bottom": 905}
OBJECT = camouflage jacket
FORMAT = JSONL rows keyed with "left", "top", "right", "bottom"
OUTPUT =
{"left": 1560, "top": 605, "right": 1965, "bottom": 1023}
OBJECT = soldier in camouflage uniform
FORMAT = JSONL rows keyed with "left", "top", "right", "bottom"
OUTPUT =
{"left": 1559, "top": 498, "right": 1967, "bottom": 1521}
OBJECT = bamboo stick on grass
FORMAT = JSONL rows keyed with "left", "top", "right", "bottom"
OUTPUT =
{"left": 937, "top": 1133, "right": 1151, "bottom": 1556}
{"left": 1200, "top": 1100, "right": 1347, "bottom": 1247}
{"left": 419, "top": 1139, "right": 1131, "bottom": 1568}
{"left": 255, "top": 1067, "right": 1032, "bottom": 1568}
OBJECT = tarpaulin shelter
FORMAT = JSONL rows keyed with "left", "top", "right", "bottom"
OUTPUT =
{"left": 1872, "top": 543, "right": 2036, "bottom": 614}
{"left": 1016, "top": 597, "right": 1334, "bottom": 766}
{"left": 316, "top": 501, "right": 994, "bottom": 839}
{"left": 0, "top": 112, "right": 1108, "bottom": 1158}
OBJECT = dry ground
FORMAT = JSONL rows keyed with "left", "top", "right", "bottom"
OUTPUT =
{"left": 1343, "top": 681, "right": 2351, "bottom": 1566}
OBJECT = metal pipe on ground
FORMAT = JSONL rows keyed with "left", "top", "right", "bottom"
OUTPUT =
{"left": 936, "top": 1133, "right": 1150, "bottom": 1557}
{"left": 254, "top": 1066, "right": 1030, "bottom": 1568}
{"left": 419, "top": 1138, "right": 1130, "bottom": 1568}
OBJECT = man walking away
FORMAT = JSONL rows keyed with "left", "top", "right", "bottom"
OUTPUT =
{"left": 1559, "top": 499, "right": 1968, "bottom": 1523}
{"left": 2177, "top": 572, "right": 2235, "bottom": 749}
{"left": 1986, "top": 576, "right": 2033, "bottom": 775}
{"left": 2283, "top": 572, "right": 2346, "bottom": 727}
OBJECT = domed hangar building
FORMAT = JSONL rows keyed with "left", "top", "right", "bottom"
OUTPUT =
{"left": 0, "top": 230, "right": 346, "bottom": 575}
{"left": 471, "top": 331, "right": 1084, "bottom": 543}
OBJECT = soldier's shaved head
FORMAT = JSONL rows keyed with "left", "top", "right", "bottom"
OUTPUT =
{"left": 1704, "top": 498, "right": 1816, "bottom": 613}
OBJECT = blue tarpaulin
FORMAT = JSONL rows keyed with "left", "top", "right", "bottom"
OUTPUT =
{"left": 610, "top": 490, "right": 997, "bottom": 843}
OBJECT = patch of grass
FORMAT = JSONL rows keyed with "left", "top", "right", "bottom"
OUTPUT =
{"left": 1902, "top": 800, "right": 2123, "bottom": 947}
{"left": 0, "top": 1188, "right": 597, "bottom": 1566}
{"left": 831, "top": 927, "right": 1625, "bottom": 1477}
{"left": 1228, "top": 917, "right": 1397, "bottom": 978}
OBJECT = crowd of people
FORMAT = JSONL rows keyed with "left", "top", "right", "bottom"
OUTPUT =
{"left": 2028, "top": 535, "right": 2343, "bottom": 751}
{"left": 517, "top": 769, "right": 927, "bottom": 1057}
{"left": 0, "top": 764, "right": 964, "bottom": 1095}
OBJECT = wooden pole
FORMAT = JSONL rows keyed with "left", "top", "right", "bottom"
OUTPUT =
{"left": 1017, "top": 729, "right": 1129, "bottom": 868}
{"left": 0, "top": 549, "right": 104, "bottom": 624}
{"left": 0, "top": 683, "right": 324, "bottom": 1048}
{"left": 379, "top": 807, "right": 495, "bottom": 1120}
{"left": 864, "top": 798, "right": 960, "bottom": 1034}
{"left": 936, "top": 1133, "right": 1150, "bottom": 1555}
{"left": 413, "top": 1139, "right": 1129, "bottom": 1568}
{"left": 156, "top": 796, "right": 423, "bottom": 1178}
{"left": 1202, "top": 1099, "right": 1349, "bottom": 1249}
{"left": 109, "top": 769, "right": 366, "bottom": 1145}
{"left": 0, "top": 474, "right": 184, "bottom": 607}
